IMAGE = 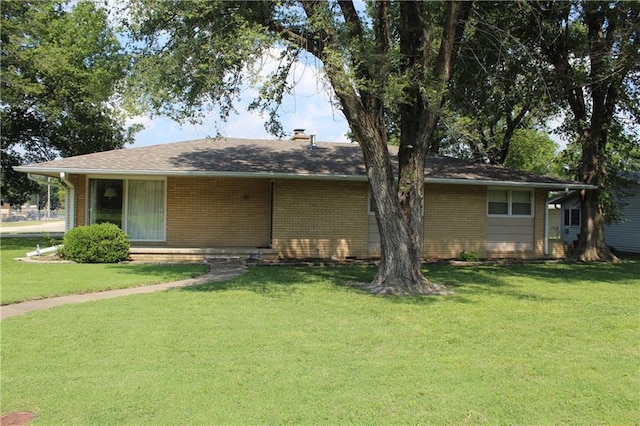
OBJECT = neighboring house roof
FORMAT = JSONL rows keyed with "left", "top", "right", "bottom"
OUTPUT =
{"left": 548, "top": 191, "right": 580, "bottom": 205}
{"left": 15, "top": 137, "right": 591, "bottom": 189}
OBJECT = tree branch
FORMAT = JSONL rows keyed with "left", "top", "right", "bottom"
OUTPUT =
{"left": 434, "top": 1, "right": 473, "bottom": 94}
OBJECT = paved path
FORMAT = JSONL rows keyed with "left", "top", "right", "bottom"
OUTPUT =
{"left": 0, "top": 262, "right": 246, "bottom": 320}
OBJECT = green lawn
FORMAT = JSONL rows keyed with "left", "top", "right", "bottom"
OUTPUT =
{"left": 0, "top": 237, "right": 208, "bottom": 304}
{"left": 1, "top": 261, "right": 638, "bottom": 424}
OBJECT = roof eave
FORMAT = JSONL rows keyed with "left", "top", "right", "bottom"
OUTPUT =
{"left": 423, "top": 177, "right": 594, "bottom": 190}
{"left": 15, "top": 167, "right": 594, "bottom": 189}
{"left": 13, "top": 167, "right": 369, "bottom": 182}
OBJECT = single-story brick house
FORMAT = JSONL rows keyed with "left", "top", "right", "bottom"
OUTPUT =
{"left": 15, "top": 132, "right": 591, "bottom": 260}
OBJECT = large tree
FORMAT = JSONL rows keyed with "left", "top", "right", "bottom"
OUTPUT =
{"left": 126, "top": 0, "right": 471, "bottom": 294}
{"left": 441, "top": 1, "right": 554, "bottom": 165}
{"left": 528, "top": 1, "right": 639, "bottom": 262}
{"left": 1, "top": 0, "right": 137, "bottom": 205}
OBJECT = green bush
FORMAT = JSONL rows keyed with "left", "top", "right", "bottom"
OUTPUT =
{"left": 61, "top": 223, "right": 130, "bottom": 263}
{"left": 459, "top": 250, "right": 479, "bottom": 262}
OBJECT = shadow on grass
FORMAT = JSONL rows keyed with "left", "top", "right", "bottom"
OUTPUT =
{"left": 101, "top": 263, "right": 208, "bottom": 279}
{"left": 180, "top": 264, "right": 497, "bottom": 305}
{"left": 181, "top": 265, "right": 376, "bottom": 298}
{"left": 503, "top": 261, "right": 639, "bottom": 285}
{"left": 180, "top": 261, "right": 639, "bottom": 305}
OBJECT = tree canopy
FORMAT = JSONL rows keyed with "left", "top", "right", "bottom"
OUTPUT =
{"left": 525, "top": 1, "right": 639, "bottom": 261}
{"left": 126, "top": 0, "right": 471, "bottom": 294}
{"left": 1, "top": 0, "right": 138, "bottom": 205}
{"left": 441, "top": 1, "right": 555, "bottom": 165}
{"left": 121, "top": 0, "right": 637, "bottom": 290}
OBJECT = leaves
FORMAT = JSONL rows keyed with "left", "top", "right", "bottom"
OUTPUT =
{"left": 1, "top": 0, "right": 135, "bottom": 203}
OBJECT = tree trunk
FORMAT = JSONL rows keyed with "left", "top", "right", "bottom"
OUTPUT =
{"left": 304, "top": 0, "right": 469, "bottom": 294}
{"left": 558, "top": 2, "right": 624, "bottom": 264}
{"left": 346, "top": 112, "right": 448, "bottom": 295}
{"left": 364, "top": 1, "right": 469, "bottom": 295}
{"left": 574, "top": 188, "right": 619, "bottom": 262}
{"left": 363, "top": 140, "right": 448, "bottom": 296}
{"left": 572, "top": 131, "right": 620, "bottom": 262}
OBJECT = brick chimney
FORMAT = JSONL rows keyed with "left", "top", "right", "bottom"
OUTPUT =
{"left": 290, "top": 128, "right": 310, "bottom": 141}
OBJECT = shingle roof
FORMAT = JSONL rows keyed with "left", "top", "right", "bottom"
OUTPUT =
{"left": 15, "top": 137, "right": 589, "bottom": 189}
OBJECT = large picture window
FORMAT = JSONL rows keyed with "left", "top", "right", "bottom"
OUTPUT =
{"left": 89, "top": 178, "right": 166, "bottom": 241}
{"left": 488, "top": 189, "right": 533, "bottom": 217}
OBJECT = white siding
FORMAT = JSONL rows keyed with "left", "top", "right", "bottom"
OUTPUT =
{"left": 548, "top": 207, "right": 562, "bottom": 239}
{"left": 605, "top": 183, "right": 640, "bottom": 253}
{"left": 368, "top": 213, "right": 381, "bottom": 255}
{"left": 486, "top": 217, "right": 534, "bottom": 252}
{"left": 561, "top": 197, "right": 581, "bottom": 245}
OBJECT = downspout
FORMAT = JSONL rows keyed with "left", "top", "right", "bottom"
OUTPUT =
{"left": 544, "top": 195, "right": 550, "bottom": 257}
{"left": 59, "top": 172, "right": 75, "bottom": 231}
{"left": 269, "top": 179, "right": 274, "bottom": 247}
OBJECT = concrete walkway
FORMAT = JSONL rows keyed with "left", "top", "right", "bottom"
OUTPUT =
{"left": 0, "top": 220, "right": 65, "bottom": 234}
{"left": 0, "top": 262, "right": 247, "bottom": 321}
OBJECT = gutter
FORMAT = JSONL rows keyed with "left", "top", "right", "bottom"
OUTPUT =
{"left": 16, "top": 167, "right": 597, "bottom": 190}
{"left": 59, "top": 172, "right": 75, "bottom": 231}
{"left": 544, "top": 197, "right": 550, "bottom": 256}
{"left": 26, "top": 174, "right": 64, "bottom": 187}
{"left": 422, "top": 178, "right": 596, "bottom": 190}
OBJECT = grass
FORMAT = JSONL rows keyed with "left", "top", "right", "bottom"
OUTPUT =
{"left": 0, "top": 237, "right": 208, "bottom": 304}
{"left": 1, "top": 261, "right": 638, "bottom": 424}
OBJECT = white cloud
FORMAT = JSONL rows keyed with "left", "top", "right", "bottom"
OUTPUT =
{"left": 131, "top": 49, "right": 349, "bottom": 148}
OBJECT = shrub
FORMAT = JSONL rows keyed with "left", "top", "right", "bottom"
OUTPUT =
{"left": 61, "top": 223, "right": 130, "bottom": 263}
{"left": 459, "top": 250, "right": 479, "bottom": 262}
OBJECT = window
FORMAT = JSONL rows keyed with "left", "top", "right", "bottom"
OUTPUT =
{"left": 488, "top": 190, "right": 509, "bottom": 215}
{"left": 564, "top": 208, "right": 580, "bottom": 227}
{"left": 127, "top": 180, "right": 165, "bottom": 240}
{"left": 88, "top": 178, "right": 166, "bottom": 241}
{"left": 488, "top": 189, "right": 533, "bottom": 217}
{"left": 368, "top": 191, "right": 377, "bottom": 214}
{"left": 511, "top": 190, "right": 532, "bottom": 215}
{"left": 89, "top": 179, "right": 124, "bottom": 227}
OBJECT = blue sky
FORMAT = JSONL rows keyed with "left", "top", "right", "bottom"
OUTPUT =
{"left": 130, "top": 96, "right": 350, "bottom": 148}
{"left": 126, "top": 48, "right": 569, "bottom": 150}
{"left": 120, "top": 3, "right": 359, "bottom": 148}
{"left": 128, "top": 52, "right": 351, "bottom": 148}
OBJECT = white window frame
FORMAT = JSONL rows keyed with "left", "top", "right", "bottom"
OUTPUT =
{"left": 86, "top": 175, "right": 167, "bottom": 242}
{"left": 487, "top": 188, "right": 535, "bottom": 218}
{"left": 564, "top": 207, "right": 581, "bottom": 227}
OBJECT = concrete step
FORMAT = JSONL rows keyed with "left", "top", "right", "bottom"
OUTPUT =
{"left": 129, "top": 247, "right": 278, "bottom": 263}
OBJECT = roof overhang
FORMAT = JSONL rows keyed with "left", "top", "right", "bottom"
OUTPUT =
{"left": 15, "top": 166, "right": 597, "bottom": 190}
{"left": 424, "top": 178, "right": 596, "bottom": 190}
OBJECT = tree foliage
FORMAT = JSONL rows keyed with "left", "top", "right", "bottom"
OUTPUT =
{"left": 504, "top": 129, "right": 559, "bottom": 175}
{"left": 524, "top": 1, "right": 639, "bottom": 261}
{"left": 441, "top": 2, "right": 554, "bottom": 165}
{"left": 0, "top": 0, "right": 138, "bottom": 205}
{"left": 126, "top": 0, "right": 471, "bottom": 294}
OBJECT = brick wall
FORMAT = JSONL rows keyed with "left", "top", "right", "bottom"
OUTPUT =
{"left": 70, "top": 174, "right": 86, "bottom": 227}
{"left": 423, "top": 184, "right": 487, "bottom": 258}
{"left": 549, "top": 239, "right": 569, "bottom": 258}
{"left": 166, "top": 177, "right": 271, "bottom": 247}
{"left": 272, "top": 179, "right": 369, "bottom": 258}
{"left": 68, "top": 174, "right": 555, "bottom": 260}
